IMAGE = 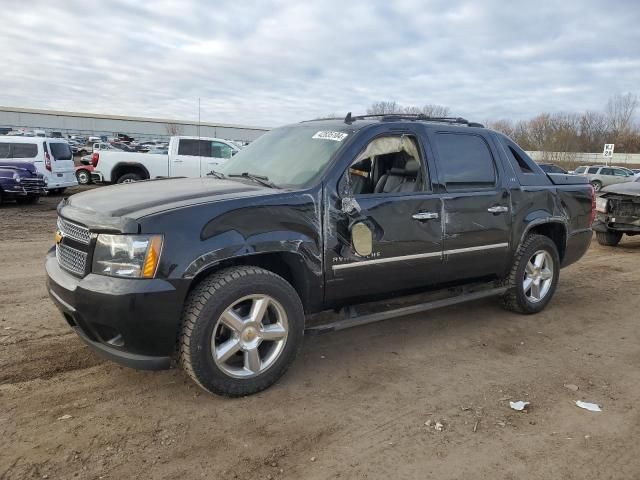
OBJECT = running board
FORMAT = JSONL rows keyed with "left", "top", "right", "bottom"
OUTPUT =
{"left": 305, "top": 286, "right": 508, "bottom": 335}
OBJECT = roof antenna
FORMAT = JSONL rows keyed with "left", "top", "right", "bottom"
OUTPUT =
{"left": 344, "top": 112, "right": 353, "bottom": 124}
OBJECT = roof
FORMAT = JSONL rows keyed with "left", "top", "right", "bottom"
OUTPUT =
{"left": 0, "top": 106, "right": 270, "bottom": 132}
{"left": 0, "top": 135, "right": 69, "bottom": 143}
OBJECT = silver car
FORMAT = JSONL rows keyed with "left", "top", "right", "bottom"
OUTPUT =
{"left": 573, "top": 165, "right": 635, "bottom": 191}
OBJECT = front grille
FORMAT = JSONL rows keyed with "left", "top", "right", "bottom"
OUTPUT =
{"left": 56, "top": 242, "right": 88, "bottom": 276}
{"left": 20, "top": 177, "right": 46, "bottom": 193}
{"left": 57, "top": 217, "right": 91, "bottom": 245}
{"left": 609, "top": 198, "right": 640, "bottom": 217}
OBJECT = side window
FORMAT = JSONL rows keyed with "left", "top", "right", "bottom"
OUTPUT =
{"left": 178, "top": 139, "right": 211, "bottom": 157}
{"left": 8, "top": 143, "right": 38, "bottom": 158}
{"left": 434, "top": 133, "right": 496, "bottom": 190}
{"left": 211, "top": 141, "right": 233, "bottom": 159}
{"left": 587, "top": 167, "right": 599, "bottom": 174}
{"left": 0, "top": 144, "right": 10, "bottom": 158}
{"left": 347, "top": 135, "right": 425, "bottom": 195}
{"left": 613, "top": 169, "right": 628, "bottom": 177}
{"left": 600, "top": 168, "right": 614, "bottom": 176}
{"left": 575, "top": 166, "right": 586, "bottom": 174}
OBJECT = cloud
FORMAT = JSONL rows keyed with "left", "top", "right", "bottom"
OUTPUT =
{"left": 0, "top": 0, "right": 638, "bottom": 127}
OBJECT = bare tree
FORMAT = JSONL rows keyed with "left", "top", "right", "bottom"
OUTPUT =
{"left": 366, "top": 101, "right": 401, "bottom": 115}
{"left": 420, "top": 104, "right": 450, "bottom": 117}
{"left": 165, "top": 123, "right": 184, "bottom": 136}
{"left": 605, "top": 93, "right": 638, "bottom": 137}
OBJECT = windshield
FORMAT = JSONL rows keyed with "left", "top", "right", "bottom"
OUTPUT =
{"left": 218, "top": 125, "right": 349, "bottom": 187}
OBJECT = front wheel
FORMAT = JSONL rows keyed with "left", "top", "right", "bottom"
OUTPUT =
{"left": 591, "top": 180, "right": 603, "bottom": 192}
{"left": 502, "top": 234, "right": 560, "bottom": 314}
{"left": 596, "top": 230, "right": 623, "bottom": 246}
{"left": 16, "top": 196, "right": 39, "bottom": 205}
{"left": 179, "top": 266, "right": 304, "bottom": 397}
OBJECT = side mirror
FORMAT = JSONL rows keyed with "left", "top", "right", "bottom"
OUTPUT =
{"left": 351, "top": 222, "right": 373, "bottom": 257}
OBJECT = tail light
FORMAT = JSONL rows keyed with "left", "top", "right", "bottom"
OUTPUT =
{"left": 91, "top": 152, "right": 99, "bottom": 167}
{"left": 44, "top": 152, "right": 52, "bottom": 172}
{"left": 589, "top": 185, "right": 596, "bottom": 226}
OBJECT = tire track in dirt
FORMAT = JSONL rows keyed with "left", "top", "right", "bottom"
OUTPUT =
{"left": 0, "top": 334, "right": 104, "bottom": 385}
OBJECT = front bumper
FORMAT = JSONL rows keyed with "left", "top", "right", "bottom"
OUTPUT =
{"left": 46, "top": 249, "right": 187, "bottom": 370}
{"left": 593, "top": 213, "right": 640, "bottom": 233}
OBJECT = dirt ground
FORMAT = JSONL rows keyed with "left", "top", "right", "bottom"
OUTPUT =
{"left": 1, "top": 187, "right": 639, "bottom": 480}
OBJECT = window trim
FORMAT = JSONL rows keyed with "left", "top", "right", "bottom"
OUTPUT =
{"left": 343, "top": 132, "right": 432, "bottom": 198}
{"left": 432, "top": 131, "right": 498, "bottom": 193}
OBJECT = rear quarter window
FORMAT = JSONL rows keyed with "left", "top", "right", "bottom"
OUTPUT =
{"left": 432, "top": 133, "right": 496, "bottom": 190}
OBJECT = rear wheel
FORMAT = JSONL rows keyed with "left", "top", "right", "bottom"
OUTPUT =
{"left": 591, "top": 180, "right": 603, "bottom": 192}
{"left": 179, "top": 266, "right": 304, "bottom": 397}
{"left": 502, "top": 234, "right": 560, "bottom": 314}
{"left": 76, "top": 169, "right": 91, "bottom": 185}
{"left": 116, "top": 173, "right": 143, "bottom": 184}
{"left": 596, "top": 230, "right": 623, "bottom": 246}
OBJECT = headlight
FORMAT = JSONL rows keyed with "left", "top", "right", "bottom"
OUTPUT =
{"left": 595, "top": 197, "right": 608, "bottom": 213}
{"left": 12, "top": 172, "right": 21, "bottom": 183}
{"left": 92, "top": 234, "right": 163, "bottom": 278}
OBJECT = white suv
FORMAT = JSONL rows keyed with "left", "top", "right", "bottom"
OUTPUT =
{"left": 0, "top": 137, "right": 78, "bottom": 193}
{"left": 573, "top": 165, "right": 634, "bottom": 192}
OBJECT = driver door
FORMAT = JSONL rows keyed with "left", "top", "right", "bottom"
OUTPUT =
{"left": 324, "top": 130, "right": 444, "bottom": 302}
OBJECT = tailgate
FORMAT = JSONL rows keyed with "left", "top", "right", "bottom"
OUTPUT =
{"left": 546, "top": 173, "right": 589, "bottom": 185}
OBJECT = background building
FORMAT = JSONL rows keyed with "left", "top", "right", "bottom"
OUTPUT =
{"left": 0, "top": 106, "right": 269, "bottom": 142}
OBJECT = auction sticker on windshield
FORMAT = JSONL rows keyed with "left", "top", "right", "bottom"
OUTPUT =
{"left": 312, "top": 131, "right": 348, "bottom": 142}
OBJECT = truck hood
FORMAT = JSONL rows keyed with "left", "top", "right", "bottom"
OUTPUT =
{"left": 601, "top": 181, "right": 640, "bottom": 196}
{"left": 59, "top": 177, "right": 276, "bottom": 231}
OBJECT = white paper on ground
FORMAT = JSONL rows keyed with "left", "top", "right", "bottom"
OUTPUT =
{"left": 509, "top": 401, "right": 530, "bottom": 411}
{"left": 576, "top": 401, "right": 602, "bottom": 412}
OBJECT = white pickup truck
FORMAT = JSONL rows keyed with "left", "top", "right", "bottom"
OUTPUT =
{"left": 90, "top": 136, "right": 240, "bottom": 184}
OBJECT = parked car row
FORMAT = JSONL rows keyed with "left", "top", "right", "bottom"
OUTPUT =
{"left": 572, "top": 165, "right": 639, "bottom": 191}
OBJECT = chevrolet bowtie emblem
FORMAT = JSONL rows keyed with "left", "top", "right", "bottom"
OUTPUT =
{"left": 55, "top": 230, "right": 63, "bottom": 245}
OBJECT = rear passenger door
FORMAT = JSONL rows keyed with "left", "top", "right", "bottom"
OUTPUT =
{"left": 428, "top": 130, "right": 511, "bottom": 282}
{"left": 172, "top": 139, "right": 210, "bottom": 177}
{"left": 200, "top": 141, "right": 235, "bottom": 176}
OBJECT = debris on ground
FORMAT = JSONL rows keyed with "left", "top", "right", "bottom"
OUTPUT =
{"left": 509, "top": 401, "right": 530, "bottom": 411}
{"left": 434, "top": 421, "right": 444, "bottom": 431}
{"left": 564, "top": 384, "right": 579, "bottom": 392}
{"left": 57, "top": 414, "right": 72, "bottom": 421}
{"left": 576, "top": 401, "right": 602, "bottom": 412}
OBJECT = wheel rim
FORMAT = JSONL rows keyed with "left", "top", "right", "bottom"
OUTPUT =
{"left": 211, "top": 294, "right": 289, "bottom": 379}
{"left": 121, "top": 178, "right": 136, "bottom": 183}
{"left": 77, "top": 172, "right": 89, "bottom": 184}
{"left": 523, "top": 250, "right": 554, "bottom": 303}
{"left": 592, "top": 182, "right": 601, "bottom": 191}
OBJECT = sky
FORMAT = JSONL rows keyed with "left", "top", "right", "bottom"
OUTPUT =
{"left": 1, "top": 0, "right": 639, "bottom": 127}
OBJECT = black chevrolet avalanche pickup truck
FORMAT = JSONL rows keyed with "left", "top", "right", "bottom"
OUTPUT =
{"left": 46, "top": 114, "right": 594, "bottom": 396}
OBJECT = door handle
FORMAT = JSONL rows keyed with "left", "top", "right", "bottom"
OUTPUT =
{"left": 487, "top": 205, "right": 509, "bottom": 213}
{"left": 412, "top": 212, "right": 439, "bottom": 221}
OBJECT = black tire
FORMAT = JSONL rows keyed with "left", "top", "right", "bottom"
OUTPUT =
{"left": 502, "top": 234, "right": 560, "bottom": 314}
{"left": 116, "top": 173, "right": 143, "bottom": 184}
{"left": 591, "top": 180, "right": 603, "bottom": 192}
{"left": 16, "top": 196, "right": 39, "bottom": 205}
{"left": 179, "top": 266, "right": 305, "bottom": 397}
{"left": 596, "top": 230, "right": 623, "bottom": 246}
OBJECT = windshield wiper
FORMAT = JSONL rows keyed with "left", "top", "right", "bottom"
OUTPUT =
{"left": 206, "top": 170, "right": 226, "bottom": 179}
{"left": 228, "top": 172, "right": 278, "bottom": 189}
